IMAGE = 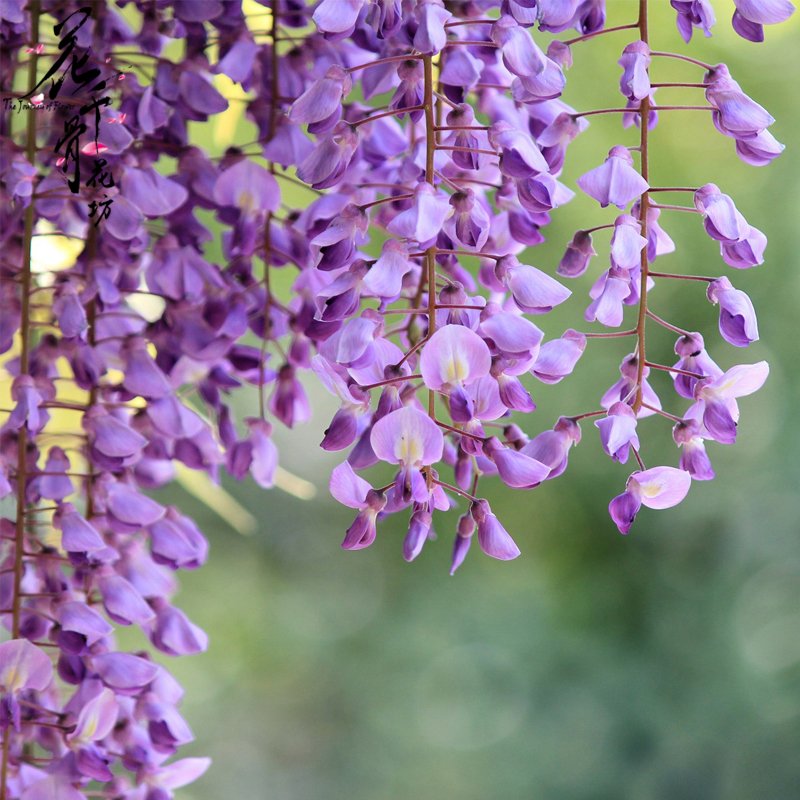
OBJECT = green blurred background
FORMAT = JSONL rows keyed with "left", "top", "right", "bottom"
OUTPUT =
{"left": 156, "top": 6, "right": 800, "bottom": 799}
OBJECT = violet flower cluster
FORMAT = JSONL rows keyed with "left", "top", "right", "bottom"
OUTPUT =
{"left": 0, "top": 0, "right": 794, "bottom": 797}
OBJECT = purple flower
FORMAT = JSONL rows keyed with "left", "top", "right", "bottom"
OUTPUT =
{"left": 707, "top": 276, "right": 759, "bottom": 346}
{"left": 490, "top": 121, "right": 549, "bottom": 179}
{"left": 595, "top": 402, "right": 640, "bottom": 463}
{"left": 735, "top": 129, "right": 785, "bottom": 166}
{"left": 386, "top": 182, "right": 452, "bottom": 245}
{"left": 37, "top": 446, "right": 74, "bottom": 500}
{"left": 479, "top": 306, "right": 544, "bottom": 366}
{"left": 66, "top": 687, "right": 118, "bottom": 748}
{"left": 558, "top": 230, "right": 596, "bottom": 278}
{"left": 148, "top": 600, "right": 209, "bottom": 656}
{"left": 585, "top": 268, "right": 630, "bottom": 328}
{"left": 496, "top": 255, "right": 571, "bottom": 315}
{"left": 577, "top": 146, "right": 650, "bottom": 209}
{"left": 53, "top": 503, "right": 107, "bottom": 561}
{"left": 414, "top": 0, "right": 452, "bottom": 54}
{"left": 608, "top": 467, "right": 692, "bottom": 534}
{"left": 297, "top": 122, "right": 360, "bottom": 189}
{"left": 483, "top": 436, "right": 551, "bottom": 489}
{"left": 520, "top": 417, "right": 582, "bottom": 480}
{"left": 0, "top": 639, "right": 52, "bottom": 730}
{"left": 140, "top": 757, "right": 212, "bottom": 800}
{"left": 313, "top": 0, "right": 364, "bottom": 35}
{"left": 720, "top": 226, "right": 767, "bottom": 269}
{"left": 692, "top": 361, "right": 769, "bottom": 443}
{"left": 214, "top": 158, "right": 281, "bottom": 215}
{"left": 530, "top": 330, "right": 586, "bottom": 384}
{"left": 289, "top": 65, "right": 351, "bottom": 132}
{"left": 420, "top": 325, "right": 492, "bottom": 421}
{"left": 471, "top": 499, "right": 521, "bottom": 561}
{"left": 610, "top": 214, "right": 647, "bottom": 270}
{"left": 371, "top": 406, "right": 443, "bottom": 503}
{"left": 672, "top": 332, "right": 723, "bottom": 399}
{"left": 671, "top": 0, "right": 716, "bottom": 41}
{"left": 673, "top": 420, "right": 715, "bottom": 480}
{"left": 705, "top": 64, "right": 775, "bottom": 140}
{"left": 450, "top": 513, "right": 476, "bottom": 575}
{"left": 269, "top": 364, "right": 311, "bottom": 427}
{"left": 601, "top": 354, "right": 662, "bottom": 417}
{"left": 618, "top": 42, "right": 651, "bottom": 101}
{"left": 445, "top": 190, "right": 491, "bottom": 252}
{"left": 732, "top": 0, "right": 795, "bottom": 41}
{"left": 330, "top": 461, "right": 386, "bottom": 549}
{"left": 491, "top": 15, "right": 546, "bottom": 79}
{"left": 363, "top": 239, "right": 412, "bottom": 299}
{"left": 694, "top": 183, "right": 749, "bottom": 242}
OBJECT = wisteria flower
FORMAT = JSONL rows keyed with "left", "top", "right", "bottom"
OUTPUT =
{"left": 577, "top": 146, "right": 650, "bottom": 209}
{"left": 691, "top": 361, "right": 769, "bottom": 443}
{"left": 420, "top": 325, "right": 492, "bottom": 421}
{"left": 707, "top": 276, "right": 759, "bottom": 347}
{"left": 370, "top": 406, "right": 444, "bottom": 503}
{"left": 609, "top": 467, "right": 692, "bottom": 534}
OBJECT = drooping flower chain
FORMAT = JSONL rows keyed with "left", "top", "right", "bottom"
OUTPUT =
{"left": 0, "top": 0, "right": 793, "bottom": 797}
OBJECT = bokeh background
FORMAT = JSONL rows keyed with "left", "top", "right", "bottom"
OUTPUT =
{"left": 100, "top": 3, "right": 800, "bottom": 799}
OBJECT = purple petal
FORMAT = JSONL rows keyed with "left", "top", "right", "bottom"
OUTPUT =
{"left": 370, "top": 406, "right": 444, "bottom": 467}
{"left": 330, "top": 461, "right": 371, "bottom": 508}
{"left": 0, "top": 639, "right": 52, "bottom": 693}
{"left": 420, "top": 325, "right": 492, "bottom": 391}
{"left": 630, "top": 466, "right": 692, "bottom": 509}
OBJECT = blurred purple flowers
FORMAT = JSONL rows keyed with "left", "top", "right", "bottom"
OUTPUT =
{"left": 0, "top": 0, "right": 790, "bottom": 794}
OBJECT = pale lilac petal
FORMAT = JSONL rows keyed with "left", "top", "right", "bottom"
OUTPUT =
{"left": 213, "top": 160, "right": 280, "bottom": 214}
{"left": 491, "top": 15, "right": 546, "bottom": 78}
{"left": 107, "top": 483, "right": 166, "bottom": 526}
{"left": 370, "top": 406, "right": 444, "bottom": 467}
{"left": 363, "top": 240, "right": 411, "bottom": 298}
{"left": 20, "top": 776, "right": 85, "bottom": 800}
{"left": 577, "top": 147, "right": 649, "bottom": 209}
{"left": 735, "top": 0, "right": 794, "bottom": 26}
{"left": 313, "top": 0, "right": 362, "bottom": 32}
{"left": 92, "top": 652, "right": 160, "bottom": 691}
{"left": 502, "top": 260, "right": 571, "bottom": 314}
{"left": 98, "top": 574, "right": 155, "bottom": 626}
{"left": 153, "top": 757, "right": 212, "bottom": 790}
{"left": 706, "top": 360, "right": 769, "bottom": 399}
{"left": 67, "top": 688, "right": 118, "bottom": 745}
{"left": 630, "top": 466, "right": 692, "bottom": 509}
{"left": 480, "top": 312, "right": 543, "bottom": 361}
{"left": 531, "top": 330, "right": 586, "bottom": 384}
{"left": 492, "top": 446, "right": 551, "bottom": 488}
{"left": 0, "top": 640, "right": 52, "bottom": 693}
{"left": 122, "top": 167, "right": 188, "bottom": 217}
{"left": 329, "top": 461, "right": 371, "bottom": 508}
{"left": 420, "top": 325, "right": 492, "bottom": 391}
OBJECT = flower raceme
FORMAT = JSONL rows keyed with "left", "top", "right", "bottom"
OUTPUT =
{"left": 0, "top": 0, "right": 793, "bottom": 796}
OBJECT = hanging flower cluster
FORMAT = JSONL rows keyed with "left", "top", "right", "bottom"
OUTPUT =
{"left": 0, "top": 0, "right": 793, "bottom": 797}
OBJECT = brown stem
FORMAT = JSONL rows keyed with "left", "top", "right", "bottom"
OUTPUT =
{"left": 358, "top": 374, "right": 422, "bottom": 390}
{"left": 4, "top": 12, "right": 39, "bottom": 798}
{"left": 347, "top": 54, "right": 422, "bottom": 73}
{"left": 645, "top": 361, "right": 706, "bottom": 379}
{"left": 583, "top": 329, "right": 638, "bottom": 338}
{"left": 564, "top": 23, "right": 639, "bottom": 45}
{"left": 353, "top": 105, "right": 425, "bottom": 128}
{"left": 645, "top": 309, "right": 691, "bottom": 336}
{"left": 649, "top": 271, "right": 714, "bottom": 282}
{"left": 571, "top": 410, "right": 607, "bottom": 421}
{"left": 423, "top": 54, "right": 438, "bottom": 457}
{"left": 433, "top": 479, "right": 478, "bottom": 502}
{"left": 632, "top": 0, "right": 650, "bottom": 415}
{"left": 650, "top": 51, "right": 713, "bottom": 70}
